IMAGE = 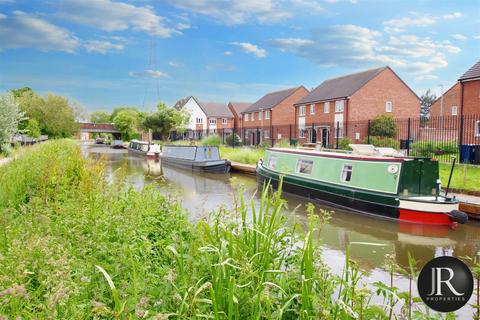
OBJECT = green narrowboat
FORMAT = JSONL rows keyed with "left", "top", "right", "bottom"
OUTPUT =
{"left": 256, "top": 145, "right": 468, "bottom": 227}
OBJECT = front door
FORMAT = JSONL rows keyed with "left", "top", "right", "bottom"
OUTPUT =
{"left": 321, "top": 128, "right": 329, "bottom": 147}
{"left": 311, "top": 128, "right": 317, "bottom": 143}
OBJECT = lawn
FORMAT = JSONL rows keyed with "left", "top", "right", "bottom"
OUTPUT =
{"left": 439, "top": 163, "right": 480, "bottom": 193}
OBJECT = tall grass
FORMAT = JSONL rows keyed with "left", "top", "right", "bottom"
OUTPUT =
{"left": 220, "top": 146, "right": 265, "bottom": 165}
{"left": 0, "top": 140, "right": 456, "bottom": 319}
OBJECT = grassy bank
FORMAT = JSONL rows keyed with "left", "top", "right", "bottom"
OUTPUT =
{"left": 2, "top": 140, "right": 472, "bottom": 318}
{"left": 439, "top": 163, "right": 480, "bottom": 193}
{"left": 220, "top": 146, "right": 265, "bottom": 165}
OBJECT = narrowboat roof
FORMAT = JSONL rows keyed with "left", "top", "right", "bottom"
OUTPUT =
{"left": 130, "top": 139, "right": 150, "bottom": 145}
{"left": 267, "top": 147, "right": 410, "bottom": 162}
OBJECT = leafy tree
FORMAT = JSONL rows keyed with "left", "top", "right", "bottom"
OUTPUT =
{"left": 420, "top": 89, "right": 437, "bottom": 119}
{"left": 25, "top": 119, "right": 41, "bottom": 138}
{"left": 111, "top": 107, "right": 143, "bottom": 121}
{"left": 143, "top": 102, "right": 189, "bottom": 140}
{"left": 90, "top": 111, "right": 111, "bottom": 123}
{"left": 112, "top": 109, "right": 142, "bottom": 140}
{"left": 16, "top": 90, "right": 79, "bottom": 138}
{"left": 370, "top": 114, "right": 397, "bottom": 138}
{"left": 10, "top": 87, "right": 33, "bottom": 99}
{"left": 0, "top": 92, "right": 25, "bottom": 154}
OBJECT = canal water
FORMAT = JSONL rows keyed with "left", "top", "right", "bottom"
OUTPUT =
{"left": 84, "top": 143, "right": 480, "bottom": 317}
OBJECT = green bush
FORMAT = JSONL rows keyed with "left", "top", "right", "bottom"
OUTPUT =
{"left": 363, "top": 136, "right": 400, "bottom": 149}
{"left": 274, "top": 138, "right": 291, "bottom": 148}
{"left": 338, "top": 137, "right": 353, "bottom": 150}
{"left": 370, "top": 114, "right": 397, "bottom": 138}
{"left": 200, "top": 134, "right": 221, "bottom": 146}
{"left": 225, "top": 133, "right": 242, "bottom": 146}
{"left": 219, "top": 146, "right": 264, "bottom": 164}
{"left": 410, "top": 140, "right": 457, "bottom": 157}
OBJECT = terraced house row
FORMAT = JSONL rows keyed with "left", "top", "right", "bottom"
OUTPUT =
{"left": 172, "top": 61, "right": 480, "bottom": 147}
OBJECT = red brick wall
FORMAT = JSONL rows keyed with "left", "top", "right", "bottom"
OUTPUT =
{"left": 208, "top": 117, "right": 233, "bottom": 130}
{"left": 228, "top": 103, "right": 241, "bottom": 130}
{"left": 462, "top": 80, "right": 480, "bottom": 115}
{"left": 430, "top": 83, "right": 461, "bottom": 117}
{"left": 348, "top": 67, "right": 420, "bottom": 121}
{"left": 242, "top": 110, "right": 273, "bottom": 128}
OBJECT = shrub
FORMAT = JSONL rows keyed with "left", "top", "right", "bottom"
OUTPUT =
{"left": 200, "top": 134, "right": 221, "bottom": 146}
{"left": 219, "top": 146, "right": 264, "bottom": 164}
{"left": 338, "top": 137, "right": 353, "bottom": 150}
{"left": 225, "top": 133, "right": 242, "bottom": 146}
{"left": 364, "top": 136, "right": 400, "bottom": 149}
{"left": 274, "top": 138, "right": 291, "bottom": 148}
{"left": 370, "top": 114, "right": 397, "bottom": 138}
{"left": 410, "top": 140, "right": 457, "bottom": 157}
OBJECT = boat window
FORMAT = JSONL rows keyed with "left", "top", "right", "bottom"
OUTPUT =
{"left": 296, "top": 159, "right": 313, "bottom": 175}
{"left": 141, "top": 144, "right": 149, "bottom": 152}
{"left": 341, "top": 164, "right": 353, "bottom": 182}
{"left": 268, "top": 156, "right": 277, "bottom": 169}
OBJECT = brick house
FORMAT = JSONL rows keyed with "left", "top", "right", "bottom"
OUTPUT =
{"left": 227, "top": 101, "right": 251, "bottom": 131}
{"left": 241, "top": 86, "right": 309, "bottom": 145}
{"left": 173, "top": 96, "right": 234, "bottom": 138}
{"left": 429, "top": 60, "right": 480, "bottom": 143}
{"left": 294, "top": 66, "right": 420, "bottom": 147}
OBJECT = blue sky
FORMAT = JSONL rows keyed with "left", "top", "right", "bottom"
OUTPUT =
{"left": 0, "top": 0, "right": 479, "bottom": 113}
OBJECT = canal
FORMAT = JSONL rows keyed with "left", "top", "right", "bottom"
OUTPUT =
{"left": 85, "top": 143, "right": 480, "bottom": 317}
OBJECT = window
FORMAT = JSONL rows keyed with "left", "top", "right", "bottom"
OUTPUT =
{"left": 335, "top": 100, "right": 345, "bottom": 112}
{"left": 451, "top": 106, "right": 458, "bottom": 116}
{"left": 258, "top": 111, "right": 262, "bottom": 120}
{"left": 324, "top": 102, "right": 330, "bottom": 113}
{"left": 299, "top": 105, "right": 306, "bottom": 116}
{"left": 334, "top": 125, "right": 343, "bottom": 138}
{"left": 268, "top": 156, "right": 277, "bottom": 169}
{"left": 386, "top": 101, "right": 393, "bottom": 113}
{"left": 209, "top": 119, "right": 217, "bottom": 124}
{"left": 310, "top": 104, "right": 315, "bottom": 115}
{"left": 296, "top": 159, "right": 313, "bottom": 175}
{"left": 265, "top": 110, "right": 271, "bottom": 119}
{"left": 196, "top": 117, "right": 203, "bottom": 124}
{"left": 355, "top": 132, "right": 360, "bottom": 140}
{"left": 245, "top": 113, "right": 249, "bottom": 122}
{"left": 341, "top": 164, "right": 353, "bottom": 182}
{"left": 223, "top": 118, "right": 228, "bottom": 124}
{"left": 264, "top": 129, "right": 270, "bottom": 138}
{"left": 299, "top": 129, "right": 305, "bottom": 138}
{"left": 251, "top": 113, "right": 254, "bottom": 121}
{"left": 476, "top": 121, "right": 480, "bottom": 137}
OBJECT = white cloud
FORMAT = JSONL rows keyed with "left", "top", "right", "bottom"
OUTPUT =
{"left": 56, "top": 0, "right": 181, "bottom": 37}
{"left": 474, "top": 35, "right": 480, "bottom": 40}
{"left": 384, "top": 15, "right": 437, "bottom": 33}
{"left": 166, "top": 0, "right": 291, "bottom": 25}
{"left": 451, "top": 33, "right": 467, "bottom": 41}
{"left": 224, "top": 51, "right": 232, "bottom": 56}
{"left": 414, "top": 74, "right": 439, "bottom": 81}
{"left": 168, "top": 61, "right": 184, "bottom": 67}
{"left": 269, "top": 24, "right": 460, "bottom": 76}
{"left": 290, "top": 0, "right": 324, "bottom": 12}
{"left": 230, "top": 42, "right": 267, "bottom": 58}
{"left": 443, "top": 12, "right": 462, "bottom": 20}
{"left": 83, "top": 40, "right": 124, "bottom": 54}
{"left": 128, "top": 70, "right": 169, "bottom": 78}
{"left": 0, "top": 11, "right": 79, "bottom": 52}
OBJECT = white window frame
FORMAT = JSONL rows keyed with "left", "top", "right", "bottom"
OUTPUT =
{"left": 258, "top": 111, "right": 262, "bottom": 120}
{"left": 265, "top": 110, "right": 270, "bottom": 119}
{"left": 251, "top": 113, "right": 254, "bottom": 121}
{"left": 451, "top": 106, "right": 458, "bottom": 116}
{"left": 245, "top": 113, "right": 249, "bottom": 122}
{"left": 341, "top": 164, "right": 353, "bottom": 182}
{"left": 209, "top": 119, "right": 217, "bottom": 125}
{"left": 264, "top": 129, "right": 270, "bottom": 139}
{"left": 310, "top": 104, "right": 315, "bottom": 115}
{"left": 196, "top": 117, "right": 203, "bottom": 124}
{"left": 299, "top": 105, "right": 306, "bottom": 116}
{"left": 335, "top": 100, "right": 344, "bottom": 113}
{"left": 386, "top": 101, "right": 393, "bottom": 113}
{"left": 324, "top": 102, "right": 330, "bottom": 113}
{"left": 222, "top": 118, "right": 228, "bottom": 124}
{"left": 295, "top": 159, "right": 313, "bottom": 175}
{"left": 299, "top": 129, "right": 305, "bottom": 138}
{"left": 476, "top": 121, "right": 480, "bottom": 137}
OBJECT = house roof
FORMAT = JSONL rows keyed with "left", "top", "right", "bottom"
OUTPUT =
{"left": 228, "top": 102, "right": 252, "bottom": 115}
{"left": 173, "top": 96, "right": 233, "bottom": 118}
{"left": 243, "top": 86, "right": 306, "bottom": 113}
{"left": 295, "top": 67, "right": 387, "bottom": 105}
{"left": 200, "top": 102, "right": 234, "bottom": 118}
{"left": 459, "top": 60, "right": 480, "bottom": 81}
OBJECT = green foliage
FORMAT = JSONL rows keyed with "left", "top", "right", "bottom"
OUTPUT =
{"left": 25, "top": 118, "right": 41, "bottom": 138}
{"left": 421, "top": 89, "right": 437, "bottom": 118}
{"left": 90, "top": 111, "right": 111, "bottom": 123}
{"left": 370, "top": 114, "right": 397, "bottom": 138}
{"left": 410, "top": 140, "right": 457, "bottom": 157}
{"left": 338, "top": 137, "right": 353, "bottom": 150}
{"left": 200, "top": 134, "right": 221, "bottom": 146}
{"left": 0, "top": 92, "right": 25, "bottom": 154}
{"left": 225, "top": 133, "right": 242, "bottom": 146}
{"left": 274, "top": 138, "right": 291, "bottom": 148}
{"left": 16, "top": 90, "right": 79, "bottom": 138}
{"left": 363, "top": 136, "right": 400, "bottom": 149}
{"left": 219, "top": 146, "right": 264, "bottom": 164}
{"left": 112, "top": 109, "right": 142, "bottom": 140}
{"left": 10, "top": 87, "right": 33, "bottom": 99}
{"left": 143, "top": 102, "right": 189, "bottom": 139}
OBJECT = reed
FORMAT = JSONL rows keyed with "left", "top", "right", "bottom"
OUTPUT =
{"left": 0, "top": 140, "right": 453, "bottom": 319}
